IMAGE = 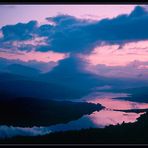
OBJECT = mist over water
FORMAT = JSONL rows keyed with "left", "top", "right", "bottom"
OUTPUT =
{"left": 0, "top": 125, "right": 51, "bottom": 139}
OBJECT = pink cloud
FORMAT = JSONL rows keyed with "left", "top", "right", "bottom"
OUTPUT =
{"left": 0, "top": 31, "right": 3, "bottom": 38}
{"left": 83, "top": 61, "right": 148, "bottom": 79}
{"left": 83, "top": 40, "right": 148, "bottom": 67}
{"left": 78, "top": 40, "right": 148, "bottom": 79}
{"left": 0, "top": 50, "right": 69, "bottom": 63}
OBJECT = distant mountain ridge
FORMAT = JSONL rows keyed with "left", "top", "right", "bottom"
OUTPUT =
{"left": 2, "top": 64, "right": 41, "bottom": 77}
{"left": 0, "top": 56, "right": 148, "bottom": 101}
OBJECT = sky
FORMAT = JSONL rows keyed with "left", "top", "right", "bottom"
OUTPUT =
{"left": 0, "top": 4, "right": 148, "bottom": 79}
{"left": 0, "top": 5, "right": 137, "bottom": 27}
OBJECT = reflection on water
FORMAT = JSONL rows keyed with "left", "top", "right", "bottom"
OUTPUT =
{"left": 48, "top": 109, "right": 144, "bottom": 132}
{"left": 89, "top": 109, "right": 144, "bottom": 127}
{"left": 0, "top": 92, "right": 148, "bottom": 138}
{"left": 81, "top": 92, "right": 129, "bottom": 101}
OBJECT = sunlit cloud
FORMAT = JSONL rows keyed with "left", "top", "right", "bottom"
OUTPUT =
{"left": 0, "top": 30, "right": 3, "bottom": 38}
{"left": 0, "top": 50, "right": 69, "bottom": 63}
{"left": 78, "top": 40, "right": 148, "bottom": 79}
{"left": 83, "top": 40, "right": 148, "bottom": 67}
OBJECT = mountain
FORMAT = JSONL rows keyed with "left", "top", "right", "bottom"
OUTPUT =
{"left": 0, "top": 72, "right": 88, "bottom": 100}
{"left": 0, "top": 72, "right": 27, "bottom": 81}
{"left": 109, "top": 86, "right": 148, "bottom": 103}
{"left": 3, "top": 64, "right": 41, "bottom": 77}
{"left": 0, "top": 57, "right": 148, "bottom": 101}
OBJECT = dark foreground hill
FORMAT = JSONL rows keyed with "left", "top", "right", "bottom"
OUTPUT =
{"left": 1, "top": 111, "right": 148, "bottom": 144}
{"left": 0, "top": 96, "right": 103, "bottom": 127}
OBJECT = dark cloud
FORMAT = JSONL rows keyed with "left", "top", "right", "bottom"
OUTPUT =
{"left": 48, "top": 55, "right": 86, "bottom": 76}
{"left": 1, "top": 20, "right": 38, "bottom": 41}
{"left": 36, "top": 45, "right": 50, "bottom": 52}
{"left": 45, "top": 15, "right": 97, "bottom": 53}
{"left": 46, "top": 14, "right": 84, "bottom": 28}
{"left": 43, "top": 55, "right": 113, "bottom": 92}
{"left": 37, "top": 24, "right": 53, "bottom": 36}
{"left": 1, "top": 6, "right": 148, "bottom": 54}
{"left": 129, "top": 6, "right": 147, "bottom": 18}
{"left": 42, "top": 6, "right": 148, "bottom": 53}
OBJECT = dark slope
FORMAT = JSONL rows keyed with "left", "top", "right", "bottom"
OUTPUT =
{"left": 3, "top": 64, "right": 41, "bottom": 77}
{"left": 0, "top": 96, "right": 103, "bottom": 127}
{"left": 0, "top": 72, "right": 87, "bottom": 99}
{"left": 120, "top": 86, "right": 148, "bottom": 103}
{"left": 105, "top": 86, "right": 148, "bottom": 103}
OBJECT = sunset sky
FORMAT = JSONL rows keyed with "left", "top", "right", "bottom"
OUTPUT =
{"left": 0, "top": 5, "right": 148, "bottom": 139}
{"left": 0, "top": 5, "right": 148, "bottom": 79}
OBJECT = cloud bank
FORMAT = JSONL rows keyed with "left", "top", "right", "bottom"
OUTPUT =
{"left": 0, "top": 6, "right": 148, "bottom": 54}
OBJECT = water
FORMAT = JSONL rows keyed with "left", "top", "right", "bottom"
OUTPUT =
{"left": 0, "top": 92, "right": 148, "bottom": 138}
{"left": 47, "top": 92, "right": 147, "bottom": 132}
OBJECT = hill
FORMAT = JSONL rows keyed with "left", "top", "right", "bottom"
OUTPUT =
{"left": 0, "top": 96, "right": 103, "bottom": 127}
